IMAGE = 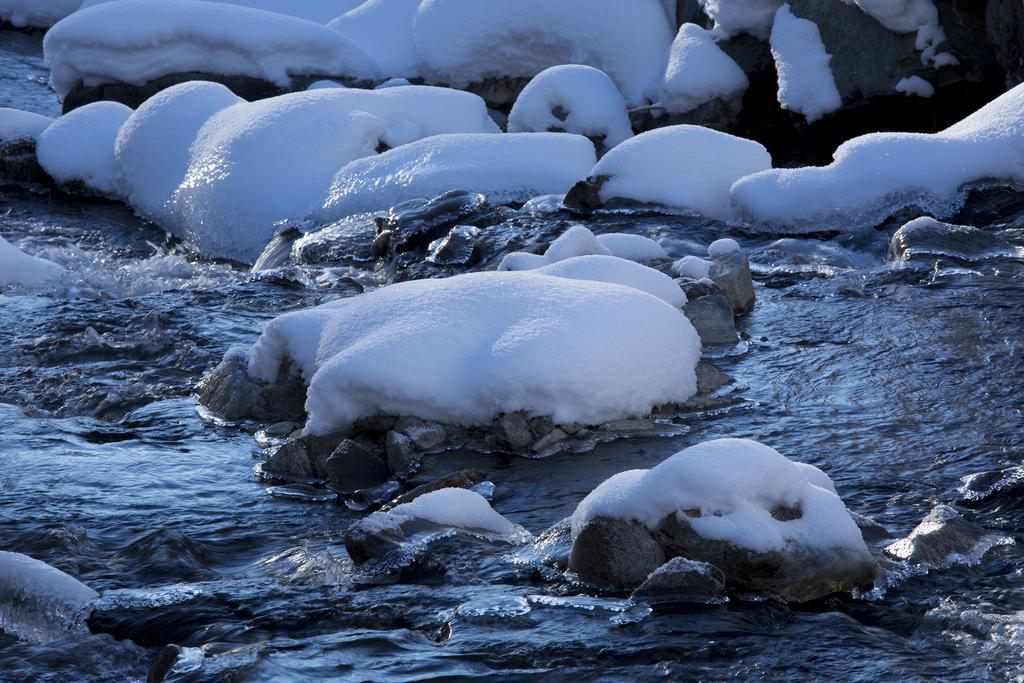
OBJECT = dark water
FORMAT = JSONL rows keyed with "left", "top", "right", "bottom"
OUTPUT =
{"left": 2, "top": 32, "right": 1023, "bottom": 682}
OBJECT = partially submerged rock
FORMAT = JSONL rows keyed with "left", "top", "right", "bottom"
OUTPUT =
{"left": 568, "top": 516, "right": 666, "bottom": 587}
{"left": 888, "top": 216, "right": 1019, "bottom": 263}
{"left": 683, "top": 294, "right": 738, "bottom": 345}
{"left": 632, "top": 557, "right": 726, "bottom": 602}
{"left": 885, "top": 505, "right": 999, "bottom": 565}
{"left": 195, "top": 351, "right": 305, "bottom": 424}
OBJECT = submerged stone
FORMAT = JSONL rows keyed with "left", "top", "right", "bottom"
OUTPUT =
{"left": 888, "top": 216, "right": 1018, "bottom": 263}
{"left": 885, "top": 505, "right": 995, "bottom": 565}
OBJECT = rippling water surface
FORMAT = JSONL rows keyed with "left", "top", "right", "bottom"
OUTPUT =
{"left": 1, "top": 32, "right": 1023, "bottom": 682}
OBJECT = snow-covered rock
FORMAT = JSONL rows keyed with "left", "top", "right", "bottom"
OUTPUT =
{"left": 895, "top": 75, "right": 934, "bottom": 97}
{"left": 316, "top": 132, "right": 593, "bottom": 224}
{"left": 0, "top": 108, "right": 53, "bottom": 143}
{"left": 43, "top": 0, "right": 380, "bottom": 100}
{"left": 412, "top": 0, "right": 675, "bottom": 106}
{"left": 328, "top": 0, "right": 420, "bottom": 78}
{"left": 884, "top": 505, "right": 999, "bottom": 566}
{"left": 114, "top": 81, "right": 243, "bottom": 221}
{"left": 533, "top": 256, "right": 687, "bottom": 308}
{"left": 167, "top": 87, "right": 498, "bottom": 262}
{"left": 0, "top": 109, "right": 54, "bottom": 185}
{"left": 843, "top": 0, "right": 945, "bottom": 64}
{"left": 659, "top": 24, "right": 748, "bottom": 115}
{"left": 0, "top": 236, "right": 67, "bottom": 289}
{"left": 769, "top": 4, "right": 842, "bottom": 123}
{"left": 698, "top": 0, "right": 784, "bottom": 38}
{"left": 498, "top": 225, "right": 611, "bottom": 271}
{"left": 731, "top": 83, "right": 1024, "bottom": 231}
{"left": 0, "top": 0, "right": 80, "bottom": 29}
{"left": 595, "top": 233, "right": 668, "bottom": 262}
{"left": 0, "top": 551, "right": 97, "bottom": 643}
{"left": 235, "top": 271, "right": 701, "bottom": 435}
{"left": 36, "top": 100, "right": 132, "bottom": 197}
{"left": 84, "top": 0, "right": 366, "bottom": 23}
{"left": 507, "top": 65, "right": 633, "bottom": 152}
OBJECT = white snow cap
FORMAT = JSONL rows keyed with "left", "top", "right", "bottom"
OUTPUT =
{"left": 731, "top": 82, "right": 1024, "bottom": 231}
{"left": 413, "top": 0, "right": 674, "bottom": 106}
{"left": 769, "top": 4, "right": 842, "bottom": 123}
{"left": 659, "top": 24, "right": 749, "bottom": 115}
{"left": 0, "top": 108, "right": 53, "bottom": 143}
{"left": 586, "top": 124, "right": 772, "bottom": 221}
{"left": 708, "top": 238, "right": 742, "bottom": 258}
{"left": 498, "top": 224, "right": 611, "bottom": 271}
{"left": 387, "top": 488, "right": 519, "bottom": 536}
{"left": 0, "top": 550, "right": 98, "bottom": 643}
{"left": 698, "top": 0, "right": 784, "bottom": 38}
{"left": 895, "top": 75, "right": 935, "bottom": 97}
{"left": 508, "top": 65, "right": 633, "bottom": 150}
{"left": 533, "top": 255, "right": 687, "bottom": 308}
{"left": 0, "top": 0, "right": 80, "bottom": 29}
{"left": 328, "top": 0, "right": 421, "bottom": 78}
{"left": 167, "top": 86, "right": 498, "bottom": 262}
{"left": 316, "top": 132, "right": 594, "bottom": 224}
{"left": 36, "top": 100, "right": 132, "bottom": 198}
{"left": 44, "top": 0, "right": 380, "bottom": 99}
{"left": 82, "top": 0, "right": 367, "bottom": 23}
{"left": 672, "top": 255, "right": 713, "bottom": 280}
{"left": 115, "top": 81, "right": 243, "bottom": 221}
{"left": 843, "top": 0, "right": 946, "bottom": 64}
{"left": 0, "top": 235, "right": 67, "bottom": 289}
{"left": 571, "top": 438, "right": 870, "bottom": 557}
{"left": 246, "top": 270, "right": 701, "bottom": 434}
{"left": 596, "top": 233, "right": 669, "bottom": 262}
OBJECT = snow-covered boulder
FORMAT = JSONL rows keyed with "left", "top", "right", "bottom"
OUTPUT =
{"left": 565, "top": 125, "right": 771, "bottom": 221}
{"left": 533, "top": 256, "right": 687, "bottom": 308}
{"left": 43, "top": 0, "right": 380, "bottom": 106}
{"left": 769, "top": 4, "right": 841, "bottom": 123}
{"left": 328, "top": 0, "right": 420, "bottom": 78}
{"left": 202, "top": 270, "right": 701, "bottom": 435}
{"left": 498, "top": 226, "right": 667, "bottom": 271}
{"left": 659, "top": 24, "right": 748, "bottom": 115}
{"left": 0, "top": 108, "right": 52, "bottom": 144}
{"left": 167, "top": 87, "right": 498, "bottom": 262}
{"left": 83, "top": 0, "right": 365, "bottom": 23}
{"left": 595, "top": 232, "right": 668, "bottom": 262}
{"left": 0, "top": 235, "right": 67, "bottom": 290}
{"left": 0, "top": 551, "right": 97, "bottom": 643}
{"left": 0, "top": 0, "right": 80, "bottom": 29}
{"left": 0, "top": 108, "right": 53, "bottom": 185}
{"left": 412, "top": 0, "right": 675, "bottom": 106}
{"left": 36, "top": 100, "right": 132, "bottom": 197}
{"left": 569, "top": 438, "right": 879, "bottom": 599}
{"left": 731, "top": 83, "right": 1024, "bottom": 231}
{"left": 115, "top": 81, "right": 243, "bottom": 221}
{"left": 507, "top": 65, "right": 633, "bottom": 153}
{"left": 698, "top": 0, "right": 784, "bottom": 38}
{"left": 315, "top": 133, "right": 594, "bottom": 224}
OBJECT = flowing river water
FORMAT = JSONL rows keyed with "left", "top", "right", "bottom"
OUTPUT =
{"left": 1, "top": 31, "right": 1023, "bottom": 682}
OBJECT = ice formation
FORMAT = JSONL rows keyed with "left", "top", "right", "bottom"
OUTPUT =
{"left": 507, "top": 65, "right": 633, "bottom": 150}
{"left": 316, "top": 133, "right": 594, "bottom": 223}
{"left": 659, "top": 24, "right": 748, "bottom": 114}
{"left": 328, "top": 0, "right": 421, "bottom": 78}
{"left": 246, "top": 271, "right": 701, "bottom": 434}
{"left": 731, "top": 82, "right": 1024, "bottom": 231}
{"left": 0, "top": 108, "right": 53, "bottom": 143}
{"left": 36, "top": 100, "right": 132, "bottom": 197}
{"left": 44, "top": 0, "right": 380, "bottom": 100}
{"left": 0, "top": 551, "right": 98, "bottom": 643}
{"left": 769, "top": 4, "right": 842, "bottom": 123}
{"left": 0, "top": 236, "right": 67, "bottom": 288}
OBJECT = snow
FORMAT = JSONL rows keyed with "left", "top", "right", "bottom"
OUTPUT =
{"left": 386, "top": 488, "right": 518, "bottom": 536}
{"left": 497, "top": 225, "right": 611, "bottom": 271}
{"left": 114, "top": 81, "right": 243, "bottom": 221}
{"left": 413, "top": 0, "right": 675, "bottom": 106}
{"left": 316, "top": 132, "right": 593, "bottom": 224}
{"left": 246, "top": 270, "right": 701, "bottom": 434}
{"left": 571, "top": 438, "right": 870, "bottom": 557}
{"left": 731, "top": 82, "right": 1024, "bottom": 231}
{"left": 306, "top": 79, "right": 346, "bottom": 90}
{"left": 587, "top": 124, "right": 772, "bottom": 220}
{"left": 82, "top": 0, "right": 366, "bottom": 23}
{"left": 168, "top": 86, "right": 499, "bottom": 262}
{"left": 659, "top": 24, "right": 748, "bottom": 114}
{"left": 43, "top": 0, "right": 380, "bottom": 100}
{"left": 595, "top": 233, "right": 668, "bottom": 262}
{"left": 698, "top": 0, "right": 783, "bottom": 38}
{"left": 895, "top": 75, "right": 934, "bottom": 97}
{"left": 0, "top": 0, "right": 80, "bottom": 29}
{"left": 769, "top": 4, "right": 842, "bottom": 123}
{"left": 672, "top": 255, "right": 712, "bottom": 279}
{"left": 0, "top": 551, "right": 98, "bottom": 643}
{"left": 533, "top": 256, "right": 687, "bottom": 308}
{"left": 0, "top": 108, "right": 53, "bottom": 143}
{"left": 708, "top": 238, "right": 741, "bottom": 258}
{"left": 36, "top": 100, "right": 132, "bottom": 197}
{"left": 0, "top": 236, "right": 67, "bottom": 288}
{"left": 507, "top": 65, "right": 633, "bottom": 150}
{"left": 844, "top": 0, "right": 945, "bottom": 64}
{"left": 328, "top": 0, "right": 420, "bottom": 78}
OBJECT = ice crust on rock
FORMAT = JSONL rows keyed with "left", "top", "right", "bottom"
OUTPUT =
{"left": 769, "top": 4, "right": 842, "bottom": 123}
{"left": 0, "top": 551, "right": 98, "bottom": 643}
{"left": 316, "top": 132, "right": 591, "bottom": 224}
{"left": 36, "top": 100, "right": 132, "bottom": 197}
{"left": 44, "top": 0, "right": 380, "bottom": 99}
{"left": 0, "top": 108, "right": 53, "bottom": 143}
{"left": 508, "top": 65, "right": 633, "bottom": 150}
{"left": 245, "top": 271, "right": 701, "bottom": 434}
{"left": 0, "top": 0, "right": 80, "bottom": 29}
{"left": 659, "top": 24, "right": 748, "bottom": 115}
{"left": 0, "top": 236, "right": 67, "bottom": 289}
{"left": 731, "top": 83, "right": 1024, "bottom": 231}
{"left": 328, "top": 0, "right": 421, "bottom": 78}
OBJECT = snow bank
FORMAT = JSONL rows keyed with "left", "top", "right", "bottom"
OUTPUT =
{"left": 731, "top": 83, "right": 1024, "bottom": 231}
{"left": 769, "top": 5, "right": 841, "bottom": 123}
{"left": 386, "top": 488, "right": 518, "bottom": 536}
{"left": 571, "top": 438, "right": 868, "bottom": 556}
{"left": 115, "top": 81, "right": 243, "bottom": 221}
{"left": 43, "top": 0, "right": 380, "bottom": 99}
{"left": 246, "top": 270, "right": 701, "bottom": 434}
{"left": 508, "top": 65, "right": 633, "bottom": 150}
{"left": 0, "top": 0, "right": 80, "bottom": 29}
{"left": 36, "top": 101, "right": 132, "bottom": 197}
{"left": 587, "top": 125, "right": 771, "bottom": 220}
{"left": 328, "top": 0, "right": 420, "bottom": 78}
{"left": 895, "top": 75, "right": 934, "bottom": 97}
{"left": 168, "top": 87, "right": 498, "bottom": 262}
{"left": 413, "top": 0, "right": 674, "bottom": 106}
{"left": 698, "top": 0, "right": 783, "bottom": 38}
{"left": 659, "top": 24, "right": 748, "bottom": 114}
{"left": 316, "top": 132, "right": 593, "bottom": 223}
{"left": 0, "top": 551, "right": 98, "bottom": 643}
{"left": 533, "top": 255, "right": 686, "bottom": 308}
{"left": 0, "top": 236, "right": 67, "bottom": 288}
{"left": 84, "top": 0, "right": 366, "bottom": 23}
{"left": 0, "top": 108, "right": 53, "bottom": 143}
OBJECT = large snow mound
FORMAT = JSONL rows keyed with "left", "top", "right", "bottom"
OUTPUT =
{"left": 413, "top": 0, "right": 674, "bottom": 106}
{"left": 571, "top": 438, "right": 869, "bottom": 555}
{"left": 533, "top": 255, "right": 686, "bottom": 308}
{"left": 167, "top": 86, "right": 498, "bottom": 262}
{"left": 246, "top": 271, "right": 701, "bottom": 434}
{"left": 115, "top": 81, "right": 243, "bottom": 221}
{"left": 769, "top": 4, "right": 841, "bottom": 123}
{"left": 328, "top": 0, "right": 421, "bottom": 78}
{"left": 731, "top": 82, "right": 1024, "bottom": 231}
{"left": 36, "top": 100, "right": 132, "bottom": 197}
{"left": 588, "top": 125, "right": 772, "bottom": 221}
{"left": 43, "top": 0, "right": 380, "bottom": 99}
{"left": 82, "top": 0, "right": 365, "bottom": 23}
{"left": 316, "top": 132, "right": 594, "bottom": 223}
{"left": 699, "top": 0, "right": 784, "bottom": 38}
{"left": 0, "top": 551, "right": 98, "bottom": 643}
{"left": 0, "top": 236, "right": 67, "bottom": 289}
{"left": 659, "top": 23, "right": 748, "bottom": 114}
{"left": 0, "top": 108, "right": 53, "bottom": 143}
{"left": 0, "top": 0, "right": 80, "bottom": 29}
{"left": 508, "top": 65, "right": 633, "bottom": 150}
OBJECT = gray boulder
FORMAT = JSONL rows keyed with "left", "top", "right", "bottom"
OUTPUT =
{"left": 884, "top": 505, "right": 994, "bottom": 565}
{"left": 708, "top": 251, "right": 755, "bottom": 314}
{"left": 326, "top": 439, "right": 390, "bottom": 493}
{"left": 695, "top": 362, "right": 735, "bottom": 395}
{"left": 195, "top": 351, "right": 305, "bottom": 423}
{"left": 888, "top": 217, "right": 1017, "bottom": 263}
{"left": 632, "top": 557, "right": 726, "bottom": 601}
{"left": 568, "top": 516, "right": 666, "bottom": 587}
{"left": 385, "top": 431, "right": 419, "bottom": 474}
{"left": 684, "top": 294, "right": 738, "bottom": 345}
{"left": 263, "top": 439, "right": 315, "bottom": 480}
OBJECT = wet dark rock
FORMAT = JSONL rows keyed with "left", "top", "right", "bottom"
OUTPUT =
{"left": 957, "top": 466, "right": 1024, "bottom": 508}
{"left": 264, "top": 439, "right": 314, "bottom": 480}
{"left": 532, "top": 428, "right": 570, "bottom": 454}
{"left": 709, "top": 251, "right": 755, "bottom": 314}
{"left": 196, "top": 352, "right": 305, "bottom": 423}
{"left": 0, "top": 138, "right": 52, "bottom": 188}
{"left": 497, "top": 412, "right": 533, "bottom": 450}
{"left": 393, "top": 416, "right": 447, "bottom": 451}
{"left": 884, "top": 505, "right": 993, "bottom": 565}
{"left": 381, "top": 469, "right": 488, "bottom": 511}
{"left": 251, "top": 226, "right": 302, "bottom": 271}
{"left": 987, "top": 0, "right": 1024, "bottom": 87}
{"left": 326, "top": 439, "right": 390, "bottom": 493}
{"left": 568, "top": 516, "right": 667, "bottom": 587}
{"left": 563, "top": 175, "right": 609, "bottom": 211}
{"left": 677, "top": 276, "right": 723, "bottom": 301}
{"left": 375, "top": 190, "right": 491, "bottom": 256}
{"left": 888, "top": 217, "right": 1018, "bottom": 263}
{"left": 632, "top": 557, "right": 726, "bottom": 601}
{"left": 147, "top": 644, "right": 182, "bottom": 683}
{"left": 426, "top": 225, "right": 480, "bottom": 265}
{"left": 464, "top": 75, "right": 532, "bottom": 108}
{"left": 695, "top": 362, "right": 735, "bottom": 395}
{"left": 385, "top": 430, "right": 419, "bottom": 474}
{"left": 684, "top": 294, "right": 738, "bottom": 345}
{"left": 851, "top": 511, "right": 894, "bottom": 545}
